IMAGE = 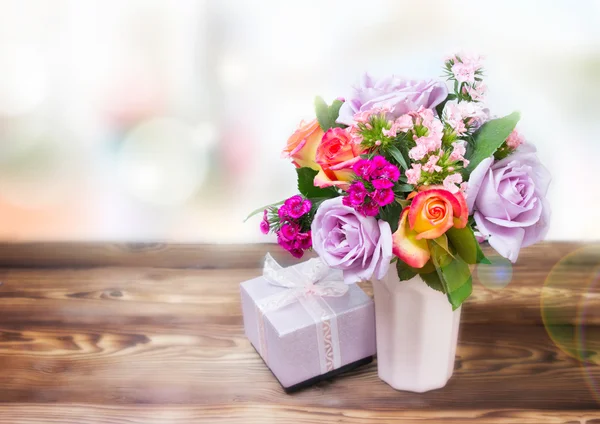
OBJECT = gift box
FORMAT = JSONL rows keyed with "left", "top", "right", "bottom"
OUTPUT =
{"left": 240, "top": 254, "right": 376, "bottom": 392}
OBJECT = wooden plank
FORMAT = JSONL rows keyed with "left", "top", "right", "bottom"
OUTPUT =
{"left": 0, "top": 404, "right": 597, "bottom": 424}
{"left": 0, "top": 262, "right": 597, "bottom": 328}
{"left": 0, "top": 242, "right": 597, "bottom": 421}
{"left": 0, "top": 241, "right": 593, "bottom": 270}
{"left": 0, "top": 262, "right": 598, "bottom": 409}
{"left": 0, "top": 323, "right": 597, "bottom": 409}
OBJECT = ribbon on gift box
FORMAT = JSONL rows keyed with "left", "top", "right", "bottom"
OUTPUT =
{"left": 255, "top": 253, "right": 349, "bottom": 374}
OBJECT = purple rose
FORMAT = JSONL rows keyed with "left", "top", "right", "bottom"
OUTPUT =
{"left": 337, "top": 74, "right": 448, "bottom": 126}
{"left": 466, "top": 144, "right": 551, "bottom": 262}
{"left": 311, "top": 197, "right": 392, "bottom": 284}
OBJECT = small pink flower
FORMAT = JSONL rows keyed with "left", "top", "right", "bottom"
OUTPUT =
{"left": 396, "top": 114, "right": 414, "bottom": 132}
{"left": 449, "top": 140, "right": 468, "bottom": 164}
{"left": 466, "top": 81, "right": 487, "bottom": 101}
{"left": 344, "top": 181, "right": 368, "bottom": 206}
{"left": 260, "top": 210, "right": 270, "bottom": 234}
{"left": 371, "top": 155, "right": 389, "bottom": 169}
{"left": 408, "top": 144, "right": 429, "bottom": 161}
{"left": 443, "top": 173, "right": 463, "bottom": 193}
{"left": 353, "top": 158, "right": 373, "bottom": 179}
{"left": 295, "top": 231, "right": 312, "bottom": 250}
{"left": 451, "top": 62, "right": 476, "bottom": 84}
{"left": 277, "top": 233, "right": 293, "bottom": 251}
{"left": 278, "top": 204, "right": 290, "bottom": 220}
{"left": 406, "top": 163, "right": 422, "bottom": 185}
{"left": 353, "top": 109, "right": 374, "bottom": 124}
{"left": 444, "top": 103, "right": 467, "bottom": 136}
{"left": 288, "top": 248, "right": 304, "bottom": 259}
{"left": 451, "top": 52, "right": 483, "bottom": 84}
{"left": 371, "top": 189, "right": 395, "bottom": 207}
{"left": 383, "top": 114, "right": 414, "bottom": 137}
{"left": 358, "top": 198, "right": 380, "bottom": 217}
{"left": 372, "top": 163, "right": 400, "bottom": 181}
{"left": 284, "top": 195, "right": 312, "bottom": 219}
{"left": 506, "top": 129, "right": 525, "bottom": 149}
{"left": 457, "top": 101, "right": 489, "bottom": 129}
{"left": 280, "top": 222, "right": 301, "bottom": 240}
{"left": 422, "top": 155, "right": 442, "bottom": 173}
{"left": 372, "top": 178, "right": 394, "bottom": 189}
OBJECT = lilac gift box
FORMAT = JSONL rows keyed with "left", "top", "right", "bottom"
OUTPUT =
{"left": 240, "top": 255, "right": 376, "bottom": 392}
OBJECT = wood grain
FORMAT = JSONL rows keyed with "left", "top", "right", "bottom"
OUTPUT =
{"left": 0, "top": 405, "right": 599, "bottom": 424}
{"left": 0, "top": 242, "right": 598, "bottom": 423}
{"left": 0, "top": 240, "right": 590, "bottom": 269}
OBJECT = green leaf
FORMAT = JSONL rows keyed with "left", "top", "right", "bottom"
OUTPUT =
{"left": 432, "top": 234, "right": 453, "bottom": 256}
{"left": 463, "top": 111, "right": 520, "bottom": 178}
{"left": 244, "top": 200, "right": 284, "bottom": 222}
{"left": 378, "top": 201, "right": 403, "bottom": 233}
{"left": 429, "top": 241, "right": 473, "bottom": 310}
{"left": 314, "top": 97, "right": 345, "bottom": 131}
{"left": 446, "top": 226, "right": 489, "bottom": 264}
{"left": 396, "top": 260, "right": 417, "bottom": 281}
{"left": 296, "top": 167, "right": 338, "bottom": 200}
{"left": 387, "top": 144, "right": 409, "bottom": 170}
{"left": 446, "top": 275, "right": 472, "bottom": 310}
{"left": 428, "top": 239, "right": 453, "bottom": 269}
{"left": 420, "top": 271, "right": 444, "bottom": 292}
{"left": 394, "top": 183, "right": 414, "bottom": 193}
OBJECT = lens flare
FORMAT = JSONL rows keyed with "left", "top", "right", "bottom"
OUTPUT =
{"left": 475, "top": 252, "right": 513, "bottom": 290}
{"left": 541, "top": 246, "right": 600, "bottom": 404}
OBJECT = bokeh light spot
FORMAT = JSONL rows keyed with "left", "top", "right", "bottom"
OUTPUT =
{"left": 541, "top": 246, "right": 600, "bottom": 404}
{"left": 117, "top": 117, "right": 209, "bottom": 207}
{"left": 475, "top": 253, "right": 513, "bottom": 290}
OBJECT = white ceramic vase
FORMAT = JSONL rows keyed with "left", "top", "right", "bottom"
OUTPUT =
{"left": 373, "top": 268, "right": 462, "bottom": 392}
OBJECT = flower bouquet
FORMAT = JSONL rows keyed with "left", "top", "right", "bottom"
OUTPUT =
{"left": 249, "top": 53, "right": 551, "bottom": 392}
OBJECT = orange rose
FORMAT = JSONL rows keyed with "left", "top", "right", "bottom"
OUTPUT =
{"left": 281, "top": 119, "right": 324, "bottom": 170}
{"left": 392, "top": 188, "right": 468, "bottom": 268}
{"left": 314, "top": 127, "right": 365, "bottom": 189}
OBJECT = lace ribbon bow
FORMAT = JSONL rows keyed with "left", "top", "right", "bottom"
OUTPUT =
{"left": 259, "top": 253, "right": 348, "bottom": 313}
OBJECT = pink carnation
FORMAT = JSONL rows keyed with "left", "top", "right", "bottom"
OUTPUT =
{"left": 382, "top": 114, "right": 413, "bottom": 137}
{"left": 452, "top": 62, "right": 476, "bottom": 84}
{"left": 466, "top": 81, "right": 487, "bottom": 101}
{"left": 444, "top": 103, "right": 467, "bottom": 135}
{"left": 409, "top": 108, "right": 443, "bottom": 160}
{"left": 457, "top": 101, "right": 489, "bottom": 129}
{"left": 449, "top": 140, "right": 469, "bottom": 167}
{"left": 506, "top": 129, "right": 525, "bottom": 149}
{"left": 406, "top": 163, "right": 422, "bottom": 185}
{"left": 443, "top": 173, "right": 463, "bottom": 194}
{"left": 422, "top": 155, "right": 442, "bottom": 173}
{"left": 450, "top": 52, "right": 484, "bottom": 84}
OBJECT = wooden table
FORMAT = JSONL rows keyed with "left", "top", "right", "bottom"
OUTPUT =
{"left": 0, "top": 242, "right": 599, "bottom": 423}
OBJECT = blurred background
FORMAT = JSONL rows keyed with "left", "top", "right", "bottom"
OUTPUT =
{"left": 0, "top": 0, "right": 598, "bottom": 243}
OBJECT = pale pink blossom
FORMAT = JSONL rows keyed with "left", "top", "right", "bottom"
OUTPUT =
{"left": 353, "top": 105, "right": 395, "bottom": 124}
{"left": 449, "top": 140, "right": 467, "bottom": 163}
{"left": 353, "top": 109, "right": 375, "bottom": 124}
{"left": 444, "top": 103, "right": 467, "bottom": 135}
{"left": 466, "top": 81, "right": 487, "bottom": 101}
{"left": 450, "top": 52, "right": 484, "bottom": 84}
{"left": 506, "top": 129, "right": 525, "bottom": 149}
{"left": 457, "top": 101, "right": 489, "bottom": 129}
{"left": 408, "top": 143, "right": 429, "bottom": 161}
{"left": 406, "top": 163, "right": 422, "bottom": 185}
{"left": 383, "top": 114, "right": 414, "bottom": 137}
{"left": 443, "top": 173, "right": 463, "bottom": 193}
{"left": 452, "top": 62, "right": 476, "bottom": 84}
{"left": 422, "top": 155, "right": 442, "bottom": 173}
